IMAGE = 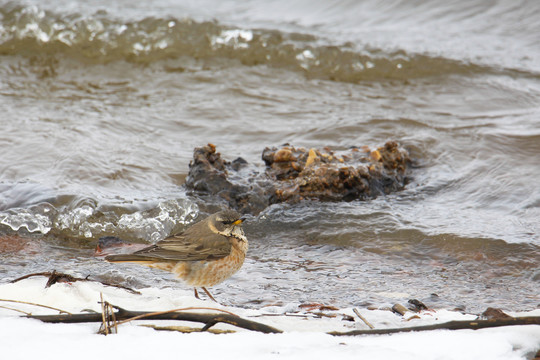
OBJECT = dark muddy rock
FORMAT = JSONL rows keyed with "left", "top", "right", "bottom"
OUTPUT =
{"left": 185, "top": 144, "right": 275, "bottom": 214}
{"left": 480, "top": 307, "right": 512, "bottom": 320}
{"left": 185, "top": 142, "right": 411, "bottom": 214}
{"left": 262, "top": 141, "right": 410, "bottom": 203}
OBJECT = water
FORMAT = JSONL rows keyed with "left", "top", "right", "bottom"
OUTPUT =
{"left": 0, "top": 0, "right": 539, "bottom": 313}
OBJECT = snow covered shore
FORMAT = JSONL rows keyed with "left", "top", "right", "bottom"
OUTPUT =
{"left": 0, "top": 278, "right": 538, "bottom": 360}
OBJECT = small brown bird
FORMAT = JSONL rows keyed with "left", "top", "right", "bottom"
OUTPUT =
{"left": 105, "top": 209, "right": 247, "bottom": 302}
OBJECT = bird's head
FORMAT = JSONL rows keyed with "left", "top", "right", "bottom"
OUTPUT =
{"left": 211, "top": 210, "right": 247, "bottom": 241}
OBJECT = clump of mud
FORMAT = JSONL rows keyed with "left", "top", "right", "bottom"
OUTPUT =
{"left": 185, "top": 142, "right": 410, "bottom": 214}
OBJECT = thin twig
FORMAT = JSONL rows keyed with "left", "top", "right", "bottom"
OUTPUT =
{"left": 99, "top": 293, "right": 108, "bottom": 335}
{"left": 10, "top": 271, "right": 141, "bottom": 295}
{"left": 111, "top": 305, "right": 118, "bottom": 334}
{"left": 353, "top": 308, "right": 374, "bottom": 329}
{"left": 0, "top": 299, "right": 71, "bottom": 315}
{"left": 10, "top": 272, "right": 53, "bottom": 283}
{"left": 105, "top": 301, "right": 117, "bottom": 334}
{"left": 97, "top": 294, "right": 118, "bottom": 335}
{"left": 0, "top": 305, "right": 32, "bottom": 315}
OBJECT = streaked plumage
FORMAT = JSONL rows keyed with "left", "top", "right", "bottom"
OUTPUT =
{"left": 105, "top": 209, "right": 247, "bottom": 300}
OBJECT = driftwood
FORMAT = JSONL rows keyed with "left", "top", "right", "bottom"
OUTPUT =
{"left": 26, "top": 309, "right": 540, "bottom": 336}
{"left": 10, "top": 271, "right": 141, "bottom": 295}
{"left": 14, "top": 299, "right": 540, "bottom": 337}
{"left": 353, "top": 308, "right": 374, "bottom": 329}
{"left": 7, "top": 281, "right": 537, "bottom": 337}
{"left": 329, "top": 316, "right": 540, "bottom": 336}
{"left": 26, "top": 305, "right": 282, "bottom": 334}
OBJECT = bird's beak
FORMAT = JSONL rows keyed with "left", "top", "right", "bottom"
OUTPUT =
{"left": 233, "top": 217, "right": 245, "bottom": 226}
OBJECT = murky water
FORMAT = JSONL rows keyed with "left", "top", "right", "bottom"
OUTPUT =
{"left": 1, "top": 0, "right": 539, "bottom": 313}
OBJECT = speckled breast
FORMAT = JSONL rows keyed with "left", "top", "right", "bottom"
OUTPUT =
{"left": 167, "top": 238, "right": 248, "bottom": 287}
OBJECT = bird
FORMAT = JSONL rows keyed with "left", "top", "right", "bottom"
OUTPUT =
{"left": 105, "top": 209, "right": 247, "bottom": 302}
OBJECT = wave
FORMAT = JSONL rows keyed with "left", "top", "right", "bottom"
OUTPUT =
{"left": 0, "top": 196, "right": 198, "bottom": 242}
{"left": 0, "top": 3, "right": 514, "bottom": 82}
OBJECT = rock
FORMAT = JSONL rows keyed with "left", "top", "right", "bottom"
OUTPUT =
{"left": 480, "top": 307, "right": 512, "bottom": 320}
{"left": 391, "top": 303, "right": 409, "bottom": 316}
{"left": 94, "top": 236, "right": 148, "bottom": 256}
{"left": 184, "top": 141, "right": 411, "bottom": 214}
{"left": 185, "top": 144, "right": 275, "bottom": 214}
{"left": 408, "top": 299, "right": 429, "bottom": 312}
{"left": 261, "top": 141, "right": 410, "bottom": 203}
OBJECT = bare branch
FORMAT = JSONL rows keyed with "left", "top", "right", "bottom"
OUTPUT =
{"left": 10, "top": 271, "right": 141, "bottom": 295}
{"left": 26, "top": 306, "right": 282, "bottom": 334}
{"left": 329, "top": 316, "right": 540, "bottom": 336}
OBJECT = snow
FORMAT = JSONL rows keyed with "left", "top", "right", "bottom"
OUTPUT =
{"left": 0, "top": 278, "right": 539, "bottom": 360}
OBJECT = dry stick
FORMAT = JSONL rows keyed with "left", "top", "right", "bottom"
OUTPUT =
{"left": 98, "top": 293, "right": 109, "bottom": 335}
{"left": 100, "top": 296, "right": 119, "bottom": 335}
{"left": 329, "top": 316, "right": 540, "bottom": 336}
{"left": 0, "top": 305, "right": 32, "bottom": 316}
{"left": 9, "top": 272, "right": 53, "bottom": 283}
{"left": 353, "top": 308, "right": 374, "bottom": 329}
{"left": 110, "top": 304, "right": 118, "bottom": 334}
{"left": 0, "top": 299, "right": 71, "bottom": 315}
{"left": 98, "top": 296, "right": 119, "bottom": 335}
{"left": 104, "top": 301, "right": 117, "bottom": 334}
{"left": 114, "top": 307, "right": 240, "bottom": 326}
{"left": 10, "top": 271, "right": 141, "bottom": 295}
{"left": 26, "top": 306, "right": 283, "bottom": 334}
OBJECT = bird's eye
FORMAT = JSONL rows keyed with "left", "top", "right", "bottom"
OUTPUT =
{"left": 222, "top": 218, "right": 243, "bottom": 225}
{"left": 221, "top": 219, "right": 236, "bottom": 224}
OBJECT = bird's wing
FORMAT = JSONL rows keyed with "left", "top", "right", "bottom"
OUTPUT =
{"left": 132, "top": 226, "right": 232, "bottom": 262}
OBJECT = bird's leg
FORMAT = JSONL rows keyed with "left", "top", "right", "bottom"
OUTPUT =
{"left": 202, "top": 287, "right": 218, "bottom": 302}
{"left": 194, "top": 288, "right": 201, "bottom": 300}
